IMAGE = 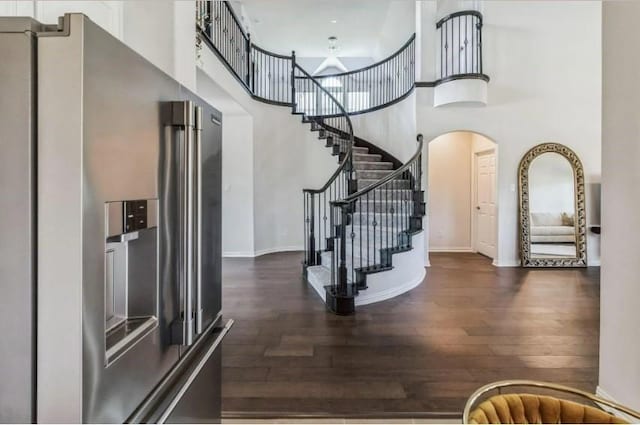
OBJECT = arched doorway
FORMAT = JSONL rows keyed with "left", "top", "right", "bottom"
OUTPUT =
{"left": 427, "top": 131, "right": 498, "bottom": 262}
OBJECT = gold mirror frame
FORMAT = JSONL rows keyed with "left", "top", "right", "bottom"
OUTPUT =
{"left": 518, "top": 143, "right": 587, "bottom": 268}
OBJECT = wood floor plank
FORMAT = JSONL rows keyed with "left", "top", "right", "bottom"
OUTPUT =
{"left": 221, "top": 252, "right": 600, "bottom": 416}
{"left": 224, "top": 381, "right": 407, "bottom": 399}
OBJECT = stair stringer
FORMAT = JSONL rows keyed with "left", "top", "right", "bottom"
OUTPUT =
{"left": 307, "top": 230, "right": 425, "bottom": 306}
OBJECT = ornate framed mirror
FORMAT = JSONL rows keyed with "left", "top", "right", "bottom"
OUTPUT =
{"left": 518, "top": 143, "right": 587, "bottom": 267}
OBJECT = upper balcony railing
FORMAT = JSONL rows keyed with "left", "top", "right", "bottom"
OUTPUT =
{"left": 197, "top": 1, "right": 294, "bottom": 106}
{"left": 436, "top": 10, "right": 488, "bottom": 83}
{"left": 197, "top": 2, "right": 488, "bottom": 109}
{"left": 196, "top": 1, "right": 416, "bottom": 115}
{"left": 297, "top": 35, "right": 415, "bottom": 116}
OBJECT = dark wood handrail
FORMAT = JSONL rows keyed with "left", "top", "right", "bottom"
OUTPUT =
{"left": 436, "top": 10, "right": 483, "bottom": 29}
{"left": 310, "top": 34, "right": 416, "bottom": 79}
{"left": 297, "top": 63, "right": 354, "bottom": 194}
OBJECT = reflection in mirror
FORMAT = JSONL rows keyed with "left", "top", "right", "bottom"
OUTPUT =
{"left": 528, "top": 153, "right": 576, "bottom": 259}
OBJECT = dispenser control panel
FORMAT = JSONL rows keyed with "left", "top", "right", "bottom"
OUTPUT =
{"left": 106, "top": 199, "right": 158, "bottom": 239}
{"left": 124, "top": 200, "right": 148, "bottom": 233}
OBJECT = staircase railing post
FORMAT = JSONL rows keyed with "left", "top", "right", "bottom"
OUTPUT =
{"left": 338, "top": 204, "right": 349, "bottom": 294}
{"left": 308, "top": 192, "right": 316, "bottom": 266}
{"left": 291, "top": 51, "right": 296, "bottom": 109}
{"left": 246, "top": 33, "right": 252, "bottom": 88}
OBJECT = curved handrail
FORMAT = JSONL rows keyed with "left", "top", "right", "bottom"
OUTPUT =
{"left": 312, "top": 34, "right": 416, "bottom": 79}
{"left": 462, "top": 380, "right": 640, "bottom": 424}
{"left": 335, "top": 134, "right": 423, "bottom": 205}
{"left": 297, "top": 62, "right": 354, "bottom": 194}
{"left": 251, "top": 43, "right": 292, "bottom": 60}
{"left": 436, "top": 10, "right": 483, "bottom": 28}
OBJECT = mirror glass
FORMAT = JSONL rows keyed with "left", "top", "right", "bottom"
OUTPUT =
{"left": 528, "top": 153, "right": 576, "bottom": 259}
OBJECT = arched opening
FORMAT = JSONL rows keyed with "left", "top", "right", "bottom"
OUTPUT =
{"left": 427, "top": 131, "right": 498, "bottom": 263}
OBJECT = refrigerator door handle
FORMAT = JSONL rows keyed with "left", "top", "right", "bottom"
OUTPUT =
{"left": 194, "top": 105, "right": 203, "bottom": 335}
{"left": 157, "top": 319, "right": 233, "bottom": 424}
{"left": 127, "top": 317, "right": 233, "bottom": 424}
{"left": 167, "top": 101, "right": 196, "bottom": 346}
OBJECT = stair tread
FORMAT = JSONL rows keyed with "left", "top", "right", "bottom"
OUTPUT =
{"left": 353, "top": 153, "right": 382, "bottom": 160}
{"left": 359, "top": 178, "right": 409, "bottom": 183}
{"left": 356, "top": 169, "right": 393, "bottom": 174}
{"left": 353, "top": 160, "right": 392, "bottom": 165}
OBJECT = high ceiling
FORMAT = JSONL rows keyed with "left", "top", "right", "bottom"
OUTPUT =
{"left": 237, "top": 0, "right": 395, "bottom": 57}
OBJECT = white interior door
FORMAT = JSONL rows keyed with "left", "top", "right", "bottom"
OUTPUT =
{"left": 475, "top": 150, "right": 497, "bottom": 258}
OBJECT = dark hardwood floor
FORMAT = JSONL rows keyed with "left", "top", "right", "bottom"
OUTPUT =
{"left": 221, "top": 252, "right": 599, "bottom": 417}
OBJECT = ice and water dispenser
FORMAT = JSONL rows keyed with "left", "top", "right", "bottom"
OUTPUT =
{"left": 104, "top": 199, "right": 159, "bottom": 366}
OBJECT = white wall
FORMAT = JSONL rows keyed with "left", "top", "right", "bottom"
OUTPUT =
{"left": 375, "top": 0, "right": 416, "bottom": 60}
{"left": 195, "top": 68, "right": 258, "bottom": 257}
{"left": 221, "top": 114, "right": 255, "bottom": 256}
{"left": 122, "top": 1, "right": 174, "bottom": 77}
{"left": 198, "top": 42, "right": 337, "bottom": 256}
{"left": 428, "top": 132, "right": 472, "bottom": 251}
{"left": 598, "top": 1, "right": 640, "bottom": 412}
{"left": 350, "top": 93, "right": 418, "bottom": 163}
{"left": 417, "top": 0, "right": 602, "bottom": 267}
{"left": 122, "top": 0, "right": 196, "bottom": 90}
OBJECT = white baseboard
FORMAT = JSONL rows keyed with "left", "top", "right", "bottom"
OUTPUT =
{"left": 596, "top": 386, "right": 638, "bottom": 422}
{"left": 254, "top": 245, "right": 303, "bottom": 257}
{"left": 223, "top": 245, "right": 303, "bottom": 258}
{"left": 222, "top": 250, "right": 256, "bottom": 258}
{"left": 429, "top": 247, "right": 474, "bottom": 253}
{"left": 493, "top": 259, "right": 520, "bottom": 267}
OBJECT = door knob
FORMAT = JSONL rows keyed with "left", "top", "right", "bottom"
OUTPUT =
{"left": 476, "top": 206, "right": 481, "bottom": 210}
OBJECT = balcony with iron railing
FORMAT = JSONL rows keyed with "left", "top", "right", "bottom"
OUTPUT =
{"left": 196, "top": 1, "right": 418, "bottom": 115}
{"left": 417, "top": 10, "right": 491, "bottom": 106}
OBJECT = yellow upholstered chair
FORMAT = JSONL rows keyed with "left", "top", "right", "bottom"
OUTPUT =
{"left": 464, "top": 381, "right": 640, "bottom": 424}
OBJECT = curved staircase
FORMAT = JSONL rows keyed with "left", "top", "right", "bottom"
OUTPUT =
{"left": 302, "top": 113, "right": 425, "bottom": 314}
{"left": 197, "top": 0, "right": 426, "bottom": 314}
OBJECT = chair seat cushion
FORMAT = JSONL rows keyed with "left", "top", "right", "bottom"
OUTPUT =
{"left": 469, "top": 393, "right": 628, "bottom": 424}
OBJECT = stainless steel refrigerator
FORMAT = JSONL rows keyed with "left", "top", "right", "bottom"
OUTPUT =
{"left": 0, "top": 14, "right": 230, "bottom": 423}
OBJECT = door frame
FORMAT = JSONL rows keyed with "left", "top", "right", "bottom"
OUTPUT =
{"left": 471, "top": 147, "right": 498, "bottom": 259}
